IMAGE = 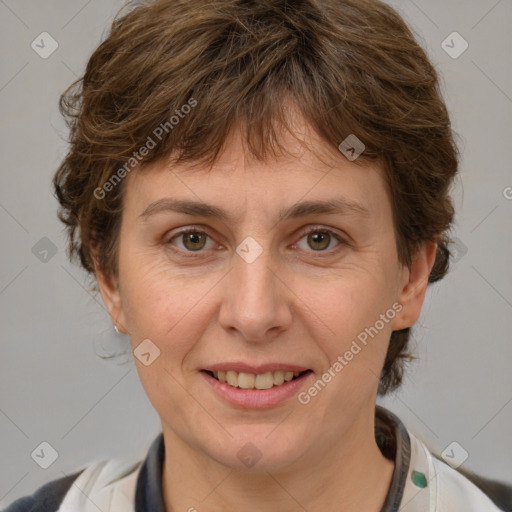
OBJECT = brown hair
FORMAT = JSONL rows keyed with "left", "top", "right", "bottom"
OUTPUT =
{"left": 54, "top": 0, "right": 459, "bottom": 395}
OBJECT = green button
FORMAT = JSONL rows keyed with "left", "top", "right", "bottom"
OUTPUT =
{"left": 412, "top": 470, "right": 427, "bottom": 488}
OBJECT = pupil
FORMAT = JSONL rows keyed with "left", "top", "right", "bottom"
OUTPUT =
{"left": 185, "top": 232, "right": 205, "bottom": 251}
{"left": 309, "top": 232, "right": 329, "bottom": 251}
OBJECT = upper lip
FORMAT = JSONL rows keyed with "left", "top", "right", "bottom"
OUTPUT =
{"left": 203, "top": 363, "right": 311, "bottom": 374}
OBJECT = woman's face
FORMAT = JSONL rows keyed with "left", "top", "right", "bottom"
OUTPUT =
{"left": 98, "top": 122, "right": 433, "bottom": 472}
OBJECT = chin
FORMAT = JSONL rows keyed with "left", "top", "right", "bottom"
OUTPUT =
{"left": 204, "top": 428, "right": 307, "bottom": 473}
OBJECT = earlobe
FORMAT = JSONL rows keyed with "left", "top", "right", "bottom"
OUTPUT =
{"left": 94, "top": 261, "right": 128, "bottom": 335}
{"left": 391, "top": 241, "right": 437, "bottom": 331}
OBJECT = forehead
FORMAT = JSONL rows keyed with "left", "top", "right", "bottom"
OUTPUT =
{"left": 122, "top": 120, "right": 390, "bottom": 225}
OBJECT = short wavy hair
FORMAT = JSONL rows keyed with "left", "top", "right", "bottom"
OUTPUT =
{"left": 54, "top": 0, "right": 460, "bottom": 395}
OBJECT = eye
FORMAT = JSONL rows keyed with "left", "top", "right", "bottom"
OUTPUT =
{"left": 165, "top": 225, "right": 347, "bottom": 258}
{"left": 293, "top": 227, "right": 344, "bottom": 254}
{"left": 167, "top": 228, "right": 216, "bottom": 253}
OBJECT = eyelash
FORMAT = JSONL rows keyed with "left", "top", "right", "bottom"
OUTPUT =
{"left": 165, "top": 225, "right": 347, "bottom": 259}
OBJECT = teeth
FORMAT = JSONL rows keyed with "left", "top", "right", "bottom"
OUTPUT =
{"left": 255, "top": 372, "right": 274, "bottom": 389}
{"left": 212, "top": 370, "right": 305, "bottom": 389}
{"left": 238, "top": 372, "right": 255, "bottom": 389}
{"left": 273, "top": 371, "right": 285, "bottom": 386}
{"left": 226, "top": 370, "right": 238, "bottom": 387}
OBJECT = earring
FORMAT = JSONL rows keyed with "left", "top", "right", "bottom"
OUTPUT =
{"left": 114, "top": 324, "right": 121, "bottom": 334}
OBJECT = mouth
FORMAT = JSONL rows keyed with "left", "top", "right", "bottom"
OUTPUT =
{"left": 200, "top": 365, "right": 314, "bottom": 408}
{"left": 202, "top": 369, "right": 312, "bottom": 390}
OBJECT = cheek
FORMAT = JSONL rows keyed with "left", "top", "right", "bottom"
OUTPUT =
{"left": 117, "top": 259, "right": 220, "bottom": 418}
{"left": 297, "top": 268, "right": 398, "bottom": 398}
{"left": 118, "top": 248, "right": 217, "bottom": 348}
{"left": 298, "top": 267, "right": 396, "bottom": 341}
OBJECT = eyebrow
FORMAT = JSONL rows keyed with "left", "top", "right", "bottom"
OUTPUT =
{"left": 138, "top": 197, "right": 370, "bottom": 222}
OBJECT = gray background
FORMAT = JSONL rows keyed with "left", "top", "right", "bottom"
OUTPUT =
{"left": 1, "top": 0, "right": 511, "bottom": 506}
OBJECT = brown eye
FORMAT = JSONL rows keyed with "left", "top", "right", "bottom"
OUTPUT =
{"left": 293, "top": 227, "right": 345, "bottom": 256}
{"left": 181, "top": 231, "right": 207, "bottom": 251}
{"left": 307, "top": 231, "right": 332, "bottom": 251}
{"left": 167, "top": 228, "right": 215, "bottom": 254}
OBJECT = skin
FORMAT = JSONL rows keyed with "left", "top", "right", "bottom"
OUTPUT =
{"left": 96, "top": 113, "right": 436, "bottom": 511}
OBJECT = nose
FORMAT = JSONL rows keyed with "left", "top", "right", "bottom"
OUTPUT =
{"left": 218, "top": 248, "right": 293, "bottom": 344}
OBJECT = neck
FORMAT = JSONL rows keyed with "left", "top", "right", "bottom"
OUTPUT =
{"left": 160, "top": 407, "right": 395, "bottom": 512}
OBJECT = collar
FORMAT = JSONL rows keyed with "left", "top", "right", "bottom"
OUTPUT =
{"left": 134, "top": 405, "right": 411, "bottom": 512}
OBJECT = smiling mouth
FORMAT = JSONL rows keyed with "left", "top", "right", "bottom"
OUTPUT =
{"left": 203, "top": 370, "right": 312, "bottom": 390}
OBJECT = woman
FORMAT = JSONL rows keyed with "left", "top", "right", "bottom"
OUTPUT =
{"left": 4, "top": 0, "right": 506, "bottom": 510}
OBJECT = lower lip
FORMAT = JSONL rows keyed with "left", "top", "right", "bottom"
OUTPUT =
{"left": 201, "top": 371, "right": 313, "bottom": 409}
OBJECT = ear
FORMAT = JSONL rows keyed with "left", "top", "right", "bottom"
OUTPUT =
{"left": 93, "top": 255, "right": 128, "bottom": 335}
{"left": 391, "top": 241, "right": 437, "bottom": 331}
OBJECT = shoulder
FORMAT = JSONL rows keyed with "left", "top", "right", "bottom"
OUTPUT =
{"left": 431, "top": 455, "right": 510, "bottom": 511}
{"left": 3, "top": 435, "right": 162, "bottom": 512}
{"left": 408, "top": 432, "right": 508, "bottom": 511}
{"left": 455, "top": 468, "right": 512, "bottom": 512}
{"left": 3, "top": 457, "right": 143, "bottom": 512}
{"left": 2, "top": 470, "right": 84, "bottom": 512}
